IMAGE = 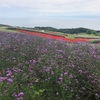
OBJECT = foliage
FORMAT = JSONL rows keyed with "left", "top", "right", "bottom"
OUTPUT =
{"left": 34, "top": 27, "right": 94, "bottom": 34}
{"left": 0, "top": 24, "right": 11, "bottom": 27}
{"left": 86, "top": 29, "right": 96, "bottom": 35}
{"left": 90, "top": 39, "right": 100, "bottom": 43}
{"left": 0, "top": 27, "right": 18, "bottom": 33}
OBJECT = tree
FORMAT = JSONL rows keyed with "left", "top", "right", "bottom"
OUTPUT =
{"left": 92, "top": 30, "right": 96, "bottom": 34}
{"left": 86, "top": 29, "right": 92, "bottom": 34}
{"left": 86, "top": 29, "right": 96, "bottom": 35}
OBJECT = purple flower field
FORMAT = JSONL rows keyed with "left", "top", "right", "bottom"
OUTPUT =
{"left": 0, "top": 31, "right": 100, "bottom": 100}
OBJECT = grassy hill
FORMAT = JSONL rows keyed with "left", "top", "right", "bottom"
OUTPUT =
{"left": 0, "top": 24, "right": 100, "bottom": 34}
{"left": 0, "top": 24, "right": 12, "bottom": 28}
{"left": 33, "top": 26, "right": 100, "bottom": 34}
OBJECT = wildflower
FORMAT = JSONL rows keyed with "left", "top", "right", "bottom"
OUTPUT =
{"left": 95, "top": 93, "right": 99, "bottom": 97}
{"left": 76, "top": 95, "right": 80, "bottom": 99}
{"left": 76, "top": 79, "right": 79, "bottom": 83}
{"left": 56, "top": 92, "right": 59, "bottom": 95}
{"left": 45, "top": 67, "right": 51, "bottom": 72}
{"left": 28, "top": 67, "right": 33, "bottom": 73}
{"left": 7, "top": 78, "right": 13, "bottom": 83}
{"left": 59, "top": 77, "right": 63, "bottom": 81}
{"left": 16, "top": 97, "right": 23, "bottom": 100}
{"left": 18, "top": 92, "right": 24, "bottom": 97}
{"left": 71, "top": 90, "right": 74, "bottom": 92}
{"left": 12, "top": 93, "right": 17, "bottom": 97}
{"left": 64, "top": 72, "right": 68, "bottom": 75}
{"left": 6, "top": 69, "right": 12, "bottom": 77}
{"left": 69, "top": 75, "right": 73, "bottom": 79}
{"left": 51, "top": 71, "right": 54, "bottom": 75}
{"left": 65, "top": 86, "right": 69, "bottom": 90}
{"left": 72, "top": 64, "right": 75, "bottom": 68}
{"left": 12, "top": 92, "right": 24, "bottom": 100}
{"left": 0, "top": 77, "right": 6, "bottom": 82}
{"left": 60, "top": 74, "right": 63, "bottom": 77}
{"left": 78, "top": 70, "right": 82, "bottom": 74}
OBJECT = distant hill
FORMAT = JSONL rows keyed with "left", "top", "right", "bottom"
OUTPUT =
{"left": 0, "top": 24, "right": 100, "bottom": 34}
{"left": 0, "top": 24, "right": 12, "bottom": 28}
{"left": 34, "top": 27, "right": 97, "bottom": 34}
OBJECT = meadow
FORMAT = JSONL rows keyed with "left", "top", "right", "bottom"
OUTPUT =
{"left": 0, "top": 30, "right": 100, "bottom": 100}
{"left": 0, "top": 27, "right": 18, "bottom": 33}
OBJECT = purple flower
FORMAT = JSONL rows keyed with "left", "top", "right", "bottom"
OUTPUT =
{"left": 7, "top": 78, "right": 13, "bottom": 83}
{"left": 69, "top": 75, "right": 73, "bottom": 79}
{"left": 64, "top": 72, "right": 68, "bottom": 75}
{"left": 78, "top": 70, "right": 82, "bottom": 74}
{"left": 18, "top": 92, "right": 24, "bottom": 97}
{"left": 0, "top": 77, "right": 7, "bottom": 82}
{"left": 71, "top": 90, "right": 74, "bottom": 92}
{"left": 16, "top": 97, "right": 23, "bottom": 100}
{"left": 56, "top": 92, "right": 59, "bottom": 95}
{"left": 12, "top": 92, "right": 24, "bottom": 100}
{"left": 6, "top": 69, "right": 12, "bottom": 77}
{"left": 45, "top": 67, "right": 51, "bottom": 72}
{"left": 12, "top": 93, "right": 17, "bottom": 97}
{"left": 95, "top": 93, "right": 99, "bottom": 97}
{"left": 28, "top": 67, "right": 33, "bottom": 73}
{"left": 51, "top": 71, "right": 54, "bottom": 75}
{"left": 59, "top": 77, "right": 63, "bottom": 82}
{"left": 12, "top": 67, "right": 22, "bottom": 73}
{"left": 65, "top": 86, "right": 69, "bottom": 90}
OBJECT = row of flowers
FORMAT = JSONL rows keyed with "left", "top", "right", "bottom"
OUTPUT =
{"left": 17, "top": 29, "right": 91, "bottom": 43}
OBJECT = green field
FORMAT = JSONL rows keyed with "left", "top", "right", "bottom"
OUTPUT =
{"left": 0, "top": 27, "right": 18, "bottom": 33}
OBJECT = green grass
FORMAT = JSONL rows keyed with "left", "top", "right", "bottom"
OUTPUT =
{"left": 89, "top": 39, "right": 100, "bottom": 43}
{"left": 0, "top": 27, "right": 18, "bottom": 33}
{"left": 74, "top": 33, "right": 100, "bottom": 39}
{"left": 65, "top": 34, "right": 75, "bottom": 39}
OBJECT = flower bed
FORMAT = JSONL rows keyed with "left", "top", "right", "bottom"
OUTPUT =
{"left": 0, "top": 31, "right": 100, "bottom": 100}
{"left": 17, "top": 29, "right": 89, "bottom": 43}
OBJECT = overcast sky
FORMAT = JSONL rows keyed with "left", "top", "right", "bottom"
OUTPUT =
{"left": 0, "top": 0, "right": 100, "bottom": 30}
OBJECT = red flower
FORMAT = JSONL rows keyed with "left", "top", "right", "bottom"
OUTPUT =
{"left": 17, "top": 29, "right": 90, "bottom": 43}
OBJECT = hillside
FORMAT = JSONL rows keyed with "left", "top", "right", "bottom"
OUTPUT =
{"left": 34, "top": 27, "right": 100, "bottom": 34}
{"left": 0, "top": 24, "right": 100, "bottom": 35}
{"left": 0, "top": 24, "right": 12, "bottom": 28}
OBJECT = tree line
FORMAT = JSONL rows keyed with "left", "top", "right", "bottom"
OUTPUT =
{"left": 34, "top": 27, "right": 98, "bottom": 34}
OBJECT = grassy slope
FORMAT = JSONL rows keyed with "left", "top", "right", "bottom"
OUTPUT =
{"left": 74, "top": 33, "right": 100, "bottom": 38}
{"left": 1, "top": 27, "right": 100, "bottom": 43}
{"left": 0, "top": 27, "right": 18, "bottom": 33}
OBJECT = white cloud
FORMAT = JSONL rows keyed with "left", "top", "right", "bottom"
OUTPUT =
{"left": 0, "top": 0, "right": 100, "bottom": 15}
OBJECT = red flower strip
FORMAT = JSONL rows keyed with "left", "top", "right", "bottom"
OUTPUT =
{"left": 17, "top": 29, "right": 90, "bottom": 43}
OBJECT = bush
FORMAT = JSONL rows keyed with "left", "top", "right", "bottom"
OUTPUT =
{"left": 86, "top": 29, "right": 96, "bottom": 35}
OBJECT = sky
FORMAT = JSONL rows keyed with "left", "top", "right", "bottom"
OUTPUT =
{"left": 0, "top": 0, "right": 100, "bottom": 30}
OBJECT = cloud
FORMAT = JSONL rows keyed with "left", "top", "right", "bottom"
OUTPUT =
{"left": 0, "top": 0, "right": 100, "bottom": 15}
